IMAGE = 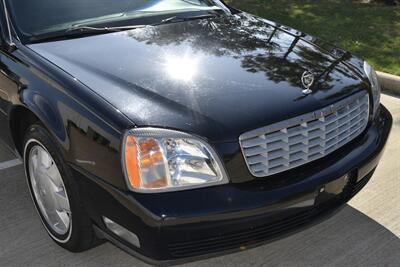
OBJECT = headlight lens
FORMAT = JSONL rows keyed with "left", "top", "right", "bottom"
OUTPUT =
{"left": 122, "top": 128, "right": 228, "bottom": 193}
{"left": 363, "top": 61, "right": 381, "bottom": 116}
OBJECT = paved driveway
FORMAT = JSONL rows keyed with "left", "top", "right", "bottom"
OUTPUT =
{"left": 0, "top": 94, "right": 399, "bottom": 267}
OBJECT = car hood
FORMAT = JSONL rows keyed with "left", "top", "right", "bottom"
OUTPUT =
{"left": 28, "top": 13, "right": 367, "bottom": 142}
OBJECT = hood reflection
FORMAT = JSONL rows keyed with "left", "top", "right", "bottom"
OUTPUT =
{"left": 164, "top": 54, "right": 199, "bottom": 82}
{"left": 125, "top": 13, "right": 361, "bottom": 95}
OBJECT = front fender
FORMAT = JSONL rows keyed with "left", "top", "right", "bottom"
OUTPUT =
{"left": 6, "top": 45, "right": 133, "bottom": 190}
{"left": 22, "top": 90, "right": 66, "bottom": 145}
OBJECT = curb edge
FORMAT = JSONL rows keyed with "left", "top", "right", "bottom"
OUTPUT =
{"left": 377, "top": 71, "right": 400, "bottom": 96}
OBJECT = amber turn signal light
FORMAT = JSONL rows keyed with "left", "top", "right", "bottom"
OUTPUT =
{"left": 124, "top": 135, "right": 141, "bottom": 188}
{"left": 124, "top": 135, "right": 169, "bottom": 190}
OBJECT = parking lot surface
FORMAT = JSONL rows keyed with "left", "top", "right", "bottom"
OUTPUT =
{"left": 0, "top": 94, "right": 399, "bottom": 267}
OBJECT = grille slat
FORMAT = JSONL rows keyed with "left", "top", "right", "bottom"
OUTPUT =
{"left": 239, "top": 92, "right": 369, "bottom": 177}
{"left": 168, "top": 211, "right": 313, "bottom": 257}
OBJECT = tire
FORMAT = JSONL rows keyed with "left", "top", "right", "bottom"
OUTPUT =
{"left": 23, "top": 123, "right": 99, "bottom": 252}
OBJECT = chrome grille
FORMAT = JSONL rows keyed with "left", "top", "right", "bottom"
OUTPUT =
{"left": 239, "top": 91, "right": 369, "bottom": 177}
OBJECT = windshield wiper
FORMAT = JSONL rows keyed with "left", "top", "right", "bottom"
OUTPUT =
{"left": 30, "top": 24, "right": 147, "bottom": 43}
{"left": 66, "top": 25, "right": 147, "bottom": 33}
{"left": 29, "top": 13, "right": 219, "bottom": 43}
{"left": 154, "top": 14, "right": 219, "bottom": 26}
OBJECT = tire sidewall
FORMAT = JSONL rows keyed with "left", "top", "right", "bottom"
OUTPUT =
{"left": 23, "top": 124, "right": 92, "bottom": 249}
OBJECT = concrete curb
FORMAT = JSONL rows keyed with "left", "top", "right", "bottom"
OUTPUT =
{"left": 377, "top": 71, "right": 400, "bottom": 96}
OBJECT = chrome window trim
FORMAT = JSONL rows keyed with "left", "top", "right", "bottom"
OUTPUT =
{"left": 2, "top": 0, "right": 15, "bottom": 46}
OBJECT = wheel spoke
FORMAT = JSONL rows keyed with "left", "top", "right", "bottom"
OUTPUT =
{"left": 31, "top": 153, "right": 39, "bottom": 171}
{"left": 46, "top": 163, "right": 63, "bottom": 188}
{"left": 38, "top": 148, "right": 51, "bottom": 168}
{"left": 54, "top": 189, "right": 70, "bottom": 213}
{"left": 36, "top": 196, "right": 50, "bottom": 221}
{"left": 55, "top": 210, "right": 70, "bottom": 232}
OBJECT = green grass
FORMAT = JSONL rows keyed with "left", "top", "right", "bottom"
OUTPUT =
{"left": 226, "top": 0, "right": 400, "bottom": 75}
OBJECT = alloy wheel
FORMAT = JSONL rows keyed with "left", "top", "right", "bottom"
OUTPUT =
{"left": 28, "top": 145, "right": 71, "bottom": 236}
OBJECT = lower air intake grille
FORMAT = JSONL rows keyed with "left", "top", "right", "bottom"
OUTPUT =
{"left": 239, "top": 91, "right": 369, "bottom": 177}
{"left": 167, "top": 169, "right": 376, "bottom": 259}
{"left": 168, "top": 210, "right": 314, "bottom": 258}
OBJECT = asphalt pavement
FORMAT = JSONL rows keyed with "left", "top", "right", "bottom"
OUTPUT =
{"left": 0, "top": 94, "right": 399, "bottom": 267}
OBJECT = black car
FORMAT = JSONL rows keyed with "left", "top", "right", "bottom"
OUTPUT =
{"left": 0, "top": 0, "right": 392, "bottom": 265}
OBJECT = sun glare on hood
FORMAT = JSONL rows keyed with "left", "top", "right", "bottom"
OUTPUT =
{"left": 164, "top": 55, "right": 199, "bottom": 82}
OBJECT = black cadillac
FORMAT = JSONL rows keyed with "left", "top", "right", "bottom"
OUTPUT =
{"left": 0, "top": 0, "right": 393, "bottom": 265}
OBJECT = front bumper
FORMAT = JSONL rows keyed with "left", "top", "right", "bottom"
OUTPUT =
{"left": 72, "top": 104, "right": 392, "bottom": 265}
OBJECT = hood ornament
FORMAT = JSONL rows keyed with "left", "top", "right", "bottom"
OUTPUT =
{"left": 301, "top": 71, "right": 315, "bottom": 95}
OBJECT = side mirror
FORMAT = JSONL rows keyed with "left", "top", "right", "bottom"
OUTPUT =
{"left": 4, "top": 41, "right": 17, "bottom": 52}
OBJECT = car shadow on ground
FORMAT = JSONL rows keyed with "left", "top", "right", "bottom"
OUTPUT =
{"left": 0, "top": 165, "right": 399, "bottom": 267}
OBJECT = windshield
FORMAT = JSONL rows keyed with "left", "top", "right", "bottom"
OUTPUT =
{"left": 7, "top": 0, "right": 225, "bottom": 40}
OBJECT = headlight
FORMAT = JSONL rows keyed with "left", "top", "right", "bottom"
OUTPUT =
{"left": 122, "top": 128, "right": 228, "bottom": 193}
{"left": 363, "top": 61, "right": 381, "bottom": 116}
